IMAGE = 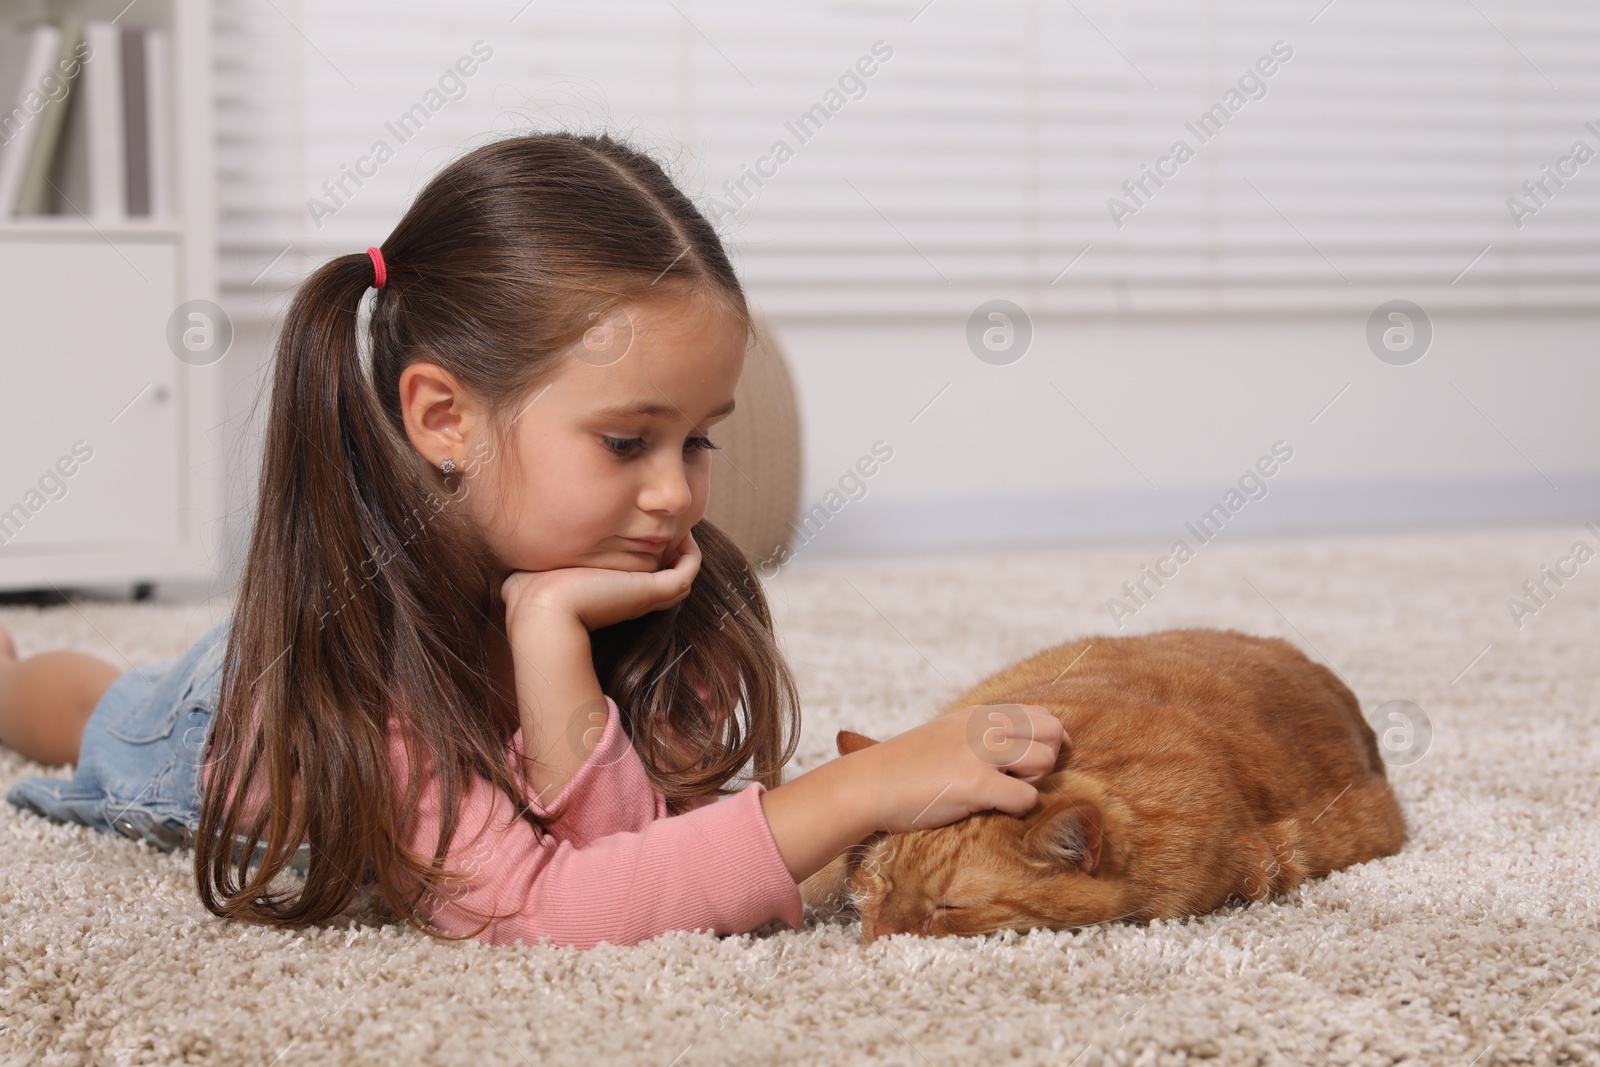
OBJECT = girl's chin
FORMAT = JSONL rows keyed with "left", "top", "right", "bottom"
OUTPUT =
{"left": 499, "top": 549, "right": 659, "bottom": 574}
{"left": 604, "top": 548, "right": 665, "bottom": 568}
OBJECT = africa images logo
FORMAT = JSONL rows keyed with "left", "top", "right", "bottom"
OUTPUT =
{"left": 1106, "top": 40, "right": 1294, "bottom": 229}
{"left": 1106, "top": 441, "right": 1294, "bottom": 627}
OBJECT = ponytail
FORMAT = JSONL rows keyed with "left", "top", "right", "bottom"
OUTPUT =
{"left": 198, "top": 249, "right": 510, "bottom": 937}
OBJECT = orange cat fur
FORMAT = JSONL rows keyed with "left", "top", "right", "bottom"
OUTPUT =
{"left": 801, "top": 628, "right": 1406, "bottom": 943}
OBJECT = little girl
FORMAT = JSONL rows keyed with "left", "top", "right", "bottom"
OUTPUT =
{"left": 0, "top": 131, "right": 1064, "bottom": 949}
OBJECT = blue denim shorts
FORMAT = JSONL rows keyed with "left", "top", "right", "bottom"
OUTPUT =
{"left": 5, "top": 613, "right": 309, "bottom": 873}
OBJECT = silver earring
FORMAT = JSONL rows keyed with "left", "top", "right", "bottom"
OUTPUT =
{"left": 440, "top": 459, "right": 457, "bottom": 475}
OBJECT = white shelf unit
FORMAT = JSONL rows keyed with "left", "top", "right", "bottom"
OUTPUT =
{"left": 0, "top": 0, "right": 221, "bottom": 595}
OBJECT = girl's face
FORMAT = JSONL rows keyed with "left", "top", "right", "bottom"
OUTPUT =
{"left": 409, "top": 292, "right": 747, "bottom": 580}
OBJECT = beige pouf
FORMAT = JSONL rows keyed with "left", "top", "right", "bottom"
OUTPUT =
{"left": 702, "top": 315, "right": 803, "bottom": 567}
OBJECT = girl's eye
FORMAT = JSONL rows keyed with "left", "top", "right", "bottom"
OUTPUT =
{"left": 601, "top": 436, "right": 645, "bottom": 456}
{"left": 601, "top": 436, "right": 721, "bottom": 457}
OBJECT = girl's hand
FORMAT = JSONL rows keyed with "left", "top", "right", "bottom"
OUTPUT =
{"left": 845, "top": 704, "right": 1067, "bottom": 833}
{"left": 502, "top": 530, "right": 702, "bottom": 636}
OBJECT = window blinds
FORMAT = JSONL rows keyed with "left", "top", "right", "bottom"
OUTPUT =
{"left": 214, "top": 0, "right": 1600, "bottom": 319}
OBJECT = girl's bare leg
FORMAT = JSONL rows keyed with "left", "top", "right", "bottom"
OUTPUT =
{"left": 0, "top": 623, "right": 123, "bottom": 768}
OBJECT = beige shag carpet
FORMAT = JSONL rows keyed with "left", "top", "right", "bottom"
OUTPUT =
{"left": 2, "top": 525, "right": 1598, "bottom": 1066}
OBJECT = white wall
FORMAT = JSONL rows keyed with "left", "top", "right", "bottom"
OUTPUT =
{"left": 202, "top": 0, "right": 1600, "bottom": 583}
{"left": 767, "top": 309, "right": 1600, "bottom": 557}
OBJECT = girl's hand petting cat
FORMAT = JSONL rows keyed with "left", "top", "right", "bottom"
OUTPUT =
{"left": 850, "top": 704, "right": 1068, "bottom": 833}
{"left": 502, "top": 529, "right": 702, "bottom": 636}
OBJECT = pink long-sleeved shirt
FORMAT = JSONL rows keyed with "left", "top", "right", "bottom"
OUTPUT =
{"left": 383, "top": 693, "right": 805, "bottom": 948}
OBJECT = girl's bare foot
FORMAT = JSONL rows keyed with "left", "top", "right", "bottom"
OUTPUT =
{"left": 0, "top": 623, "right": 16, "bottom": 667}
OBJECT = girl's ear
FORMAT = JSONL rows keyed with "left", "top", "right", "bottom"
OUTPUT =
{"left": 836, "top": 729, "right": 881, "bottom": 756}
{"left": 1023, "top": 800, "right": 1104, "bottom": 873}
{"left": 398, "top": 361, "right": 472, "bottom": 461}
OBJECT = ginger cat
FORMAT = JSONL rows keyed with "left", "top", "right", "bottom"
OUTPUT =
{"left": 802, "top": 628, "right": 1406, "bottom": 943}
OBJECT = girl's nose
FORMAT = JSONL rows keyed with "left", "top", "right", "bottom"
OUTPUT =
{"left": 641, "top": 462, "right": 693, "bottom": 515}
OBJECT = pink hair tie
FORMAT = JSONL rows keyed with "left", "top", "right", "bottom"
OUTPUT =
{"left": 367, "top": 246, "right": 387, "bottom": 289}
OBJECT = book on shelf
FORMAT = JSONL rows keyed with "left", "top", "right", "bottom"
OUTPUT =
{"left": 0, "top": 21, "right": 70, "bottom": 216}
{"left": 0, "top": 18, "right": 171, "bottom": 223}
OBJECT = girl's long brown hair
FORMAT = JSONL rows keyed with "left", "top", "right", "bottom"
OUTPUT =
{"left": 196, "top": 131, "right": 802, "bottom": 938}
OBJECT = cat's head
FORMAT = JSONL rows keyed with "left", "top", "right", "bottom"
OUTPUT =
{"left": 808, "top": 729, "right": 1133, "bottom": 943}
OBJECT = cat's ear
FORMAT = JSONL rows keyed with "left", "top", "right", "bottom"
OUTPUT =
{"left": 1023, "top": 801, "right": 1104, "bottom": 873}
{"left": 836, "top": 729, "right": 882, "bottom": 756}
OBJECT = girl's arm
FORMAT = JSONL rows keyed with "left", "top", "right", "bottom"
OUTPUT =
{"left": 500, "top": 613, "right": 1057, "bottom": 888}
{"left": 756, "top": 757, "right": 878, "bottom": 882}
{"left": 505, "top": 612, "right": 604, "bottom": 808}
{"left": 488, "top": 685, "right": 877, "bottom": 885}
{"left": 388, "top": 683, "right": 1059, "bottom": 948}
{"left": 499, "top": 531, "right": 702, "bottom": 808}
{"left": 391, "top": 697, "right": 807, "bottom": 948}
